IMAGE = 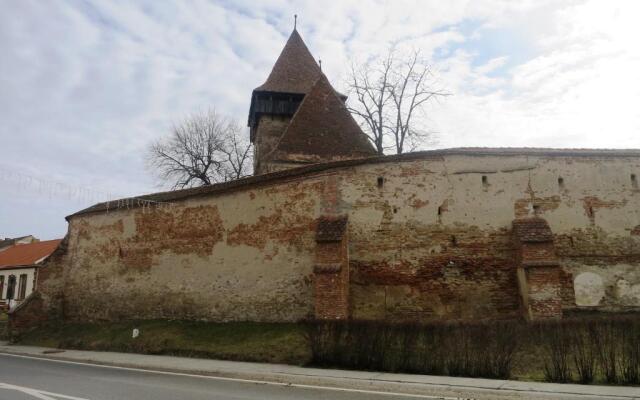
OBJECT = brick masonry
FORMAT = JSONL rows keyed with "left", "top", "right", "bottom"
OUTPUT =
{"left": 513, "top": 217, "right": 562, "bottom": 320}
{"left": 314, "top": 216, "right": 349, "bottom": 319}
{"left": 253, "top": 115, "right": 292, "bottom": 175}
{"left": 9, "top": 152, "right": 640, "bottom": 331}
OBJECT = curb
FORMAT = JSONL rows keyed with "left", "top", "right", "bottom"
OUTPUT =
{"left": 0, "top": 346, "right": 638, "bottom": 400}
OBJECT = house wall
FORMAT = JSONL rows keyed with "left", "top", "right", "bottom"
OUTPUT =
{"left": 33, "top": 153, "right": 640, "bottom": 323}
{"left": 0, "top": 267, "right": 37, "bottom": 301}
{"left": 0, "top": 236, "right": 37, "bottom": 252}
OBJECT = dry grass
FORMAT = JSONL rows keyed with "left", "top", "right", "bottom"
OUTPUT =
{"left": 17, "top": 320, "right": 311, "bottom": 365}
{"left": 15, "top": 316, "right": 640, "bottom": 386}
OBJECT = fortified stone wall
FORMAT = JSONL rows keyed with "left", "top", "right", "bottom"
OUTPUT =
{"left": 61, "top": 178, "right": 325, "bottom": 322}
{"left": 341, "top": 153, "right": 639, "bottom": 320}
{"left": 29, "top": 151, "right": 640, "bottom": 323}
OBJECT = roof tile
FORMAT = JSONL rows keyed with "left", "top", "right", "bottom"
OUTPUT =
{"left": 0, "top": 239, "right": 62, "bottom": 269}
{"left": 270, "top": 74, "right": 376, "bottom": 161}
{"left": 255, "top": 29, "right": 321, "bottom": 94}
{"left": 316, "top": 216, "right": 348, "bottom": 242}
{"left": 512, "top": 218, "right": 554, "bottom": 243}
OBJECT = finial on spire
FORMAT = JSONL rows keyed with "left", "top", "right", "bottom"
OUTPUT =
{"left": 319, "top": 59, "right": 322, "bottom": 71}
{"left": 294, "top": 14, "right": 297, "bottom": 30}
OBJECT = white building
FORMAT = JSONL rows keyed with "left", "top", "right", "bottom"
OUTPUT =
{"left": 0, "top": 235, "right": 37, "bottom": 252}
{"left": 0, "top": 239, "right": 62, "bottom": 310}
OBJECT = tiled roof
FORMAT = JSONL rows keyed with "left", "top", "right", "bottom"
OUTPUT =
{"left": 68, "top": 147, "right": 640, "bottom": 219}
{"left": 512, "top": 218, "right": 554, "bottom": 242}
{"left": 0, "top": 239, "right": 62, "bottom": 269}
{"left": 270, "top": 74, "right": 376, "bottom": 161}
{"left": 316, "top": 216, "right": 348, "bottom": 242}
{"left": 0, "top": 236, "right": 31, "bottom": 250}
{"left": 255, "top": 29, "right": 322, "bottom": 94}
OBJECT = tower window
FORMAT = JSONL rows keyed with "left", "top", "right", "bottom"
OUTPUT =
{"left": 481, "top": 175, "right": 488, "bottom": 186}
{"left": 558, "top": 177, "right": 564, "bottom": 188}
{"left": 632, "top": 174, "right": 638, "bottom": 189}
{"left": 377, "top": 177, "right": 384, "bottom": 188}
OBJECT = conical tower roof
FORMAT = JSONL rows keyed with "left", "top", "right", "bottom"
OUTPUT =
{"left": 255, "top": 29, "right": 322, "bottom": 94}
{"left": 271, "top": 74, "right": 376, "bottom": 160}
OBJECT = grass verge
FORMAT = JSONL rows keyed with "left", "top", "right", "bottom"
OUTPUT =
{"left": 17, "top": 320, "right": 311, "bottom": 365}
{"left": 0, "top": 312, "right": 7, "bottom": 340}
{"left": 14, "top": 317, "right": 640, "bottom": 385}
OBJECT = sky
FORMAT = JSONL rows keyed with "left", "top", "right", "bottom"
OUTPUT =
{"left": 1, "top": 0, "right": 639, "bottom": 240}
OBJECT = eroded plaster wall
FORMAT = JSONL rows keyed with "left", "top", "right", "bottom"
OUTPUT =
{"left": 51, "top": 153, "right": 640, "bottom": 322}
{"left": 63, "top": 178, "right": 324, "bottom": 322}
{"left": 338, "top": 154, "right": 640, "bottom": 319}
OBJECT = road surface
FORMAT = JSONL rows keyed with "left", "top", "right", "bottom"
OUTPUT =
{"left": 1, "top": 352, "right": 637, "bottom": 400}
{"left": 0, "top": 353, "right": 460, "bottom": 400}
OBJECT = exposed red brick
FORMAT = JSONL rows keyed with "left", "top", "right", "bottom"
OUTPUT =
{"left": 226, "top": 209, "right": 315, "bottom": 251}
{"left": 512, "top": 217, "right": 562, "bottom": 320}
{"left": 514, "top": 196, "right": 561, "bottom": 218}
{"left": 582, "top": 196, "right": 627, "bottom": 223}
{"left": 410, "top": 198, "right": 429, "bottom": 209}
{"left": 314, "top": 217, "right": 349, "bottom": 320}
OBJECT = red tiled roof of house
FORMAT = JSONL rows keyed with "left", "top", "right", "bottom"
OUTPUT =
{"left": 0, "top": 239, "right": 62, "bottom": 269}
{"left": 0, "top": 235, "right": 33, "bottom": 250}
{"left": 270, "top": 74, "right": 376, "bottom": 161}
{"left": 255, "top": 29, "right": 322, "bottom": 94}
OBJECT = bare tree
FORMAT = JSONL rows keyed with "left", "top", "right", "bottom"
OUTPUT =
{"left": 148, "top": 109, "right": 252, "bottom": 189}
{"left": 347, "top": 49, "right": 450, "bottom": 154}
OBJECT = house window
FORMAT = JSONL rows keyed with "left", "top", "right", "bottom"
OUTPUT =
{"left": 18, "top": 274, "right": 28, "bottom": 300}
{"left": 6, "top": 275, "right": 16, "bottom": 300}
{"left": 0, "top": 276, "right": 4, "bottom": 299}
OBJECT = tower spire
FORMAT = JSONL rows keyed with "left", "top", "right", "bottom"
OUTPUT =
{"left": 294, "top": 14, "right": 297, "bottom": 30}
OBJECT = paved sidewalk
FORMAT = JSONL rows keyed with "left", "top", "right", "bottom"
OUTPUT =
{"left": 0, "top": 341, "right": 638, "bottom": 400}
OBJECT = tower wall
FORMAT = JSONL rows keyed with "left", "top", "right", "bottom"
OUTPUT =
{"left": 253, "top": 115, "right": 292, "bottom": 175}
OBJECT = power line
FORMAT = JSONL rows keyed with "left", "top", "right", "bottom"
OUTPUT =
{"left": 0, "top": 164, "right": 174, "bottom": 212}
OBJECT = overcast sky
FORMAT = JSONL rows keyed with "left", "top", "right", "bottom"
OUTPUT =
{"left": 1, "top": 0, "right": 639, "bottom": 240}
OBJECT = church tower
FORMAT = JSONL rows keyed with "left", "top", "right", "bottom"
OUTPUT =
{"left": 248, "top": 26, "right": 375, "bottom": 174}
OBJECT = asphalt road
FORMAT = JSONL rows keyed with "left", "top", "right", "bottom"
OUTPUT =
{"left": 0, "top": 353, "right": 459, "bottom": 400}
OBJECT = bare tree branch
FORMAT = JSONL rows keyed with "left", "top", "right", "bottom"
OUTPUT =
{"left": 147, "top": 109, "right": 253, "bottom": 189}
{"left": 346, "top": 49, "right": 451, "bottom": 154}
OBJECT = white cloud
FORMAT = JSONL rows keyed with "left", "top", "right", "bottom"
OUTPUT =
{"left": 0, "top": 0, "right": 639, "bottom": 238}
{"left": 431, "top": 0, "right": 640, "bottom": 149}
